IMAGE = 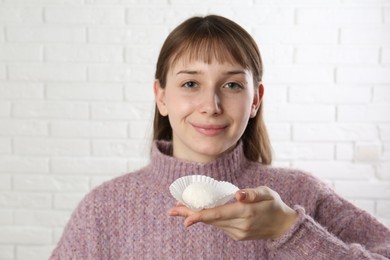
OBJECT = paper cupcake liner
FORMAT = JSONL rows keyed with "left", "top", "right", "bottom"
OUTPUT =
{"left": 169, "top": 175, "right": 239, "bottom": 211}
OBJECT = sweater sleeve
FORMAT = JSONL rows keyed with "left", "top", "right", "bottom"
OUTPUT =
{"left": 49, "top": 189, "right": 108, "bottom": 260}
{"left": 266, "top": 192, "right": 390, "bottom": 259}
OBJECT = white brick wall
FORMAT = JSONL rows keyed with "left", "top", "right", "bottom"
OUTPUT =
{"left": 0, "top": 1, "right": 389, "bottom": 259}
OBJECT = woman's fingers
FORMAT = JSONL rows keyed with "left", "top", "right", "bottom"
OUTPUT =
{"left": 169, "top": 186, "right": 297, "bottom": 240}
{"left": 173, "top": 201, "right": 272, "bottom": 240}
{"left": 168, "top": 204, "right": 193, "bottom": 217}
{"left": 184, "top": 203, "right": 241, "bottom": 227}
{"left": 169, "top": 202, "right": 244, "bottom": 227}
{"left": 235, "top": 186, "right": 275, "bottom": 203}
{"left": 169, "top": 186, "right": 277, "bottom": 226}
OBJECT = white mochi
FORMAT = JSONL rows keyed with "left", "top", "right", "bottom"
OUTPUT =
{"left": 182, "top": 182, "right": 219, "bottom": 209}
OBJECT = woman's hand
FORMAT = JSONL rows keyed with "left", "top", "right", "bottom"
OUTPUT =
{"left": 168, "top": 186, "right": 298, "bottom": 241}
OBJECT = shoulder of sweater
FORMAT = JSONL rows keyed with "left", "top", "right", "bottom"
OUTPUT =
{"left": 246, "top": 162, "right": 333, "bottom": 194}
{"left": 247, "top": 162, "right": 320, "bottom": 181}
{"left": 80, "top": 164, "right": 152, "bottom": 202}
{"left": 63, "top": 166, "right": 154, "bottom": 222}
{"left": 252, "top": 165, "right": 340, "bottom": 215}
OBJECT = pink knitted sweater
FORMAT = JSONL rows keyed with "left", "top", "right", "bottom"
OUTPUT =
{"left": 51, "top": 141, "right": 390, "bottom": 259}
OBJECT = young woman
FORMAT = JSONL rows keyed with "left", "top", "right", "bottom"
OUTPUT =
{"left": 50, "top": 15, "right": 390, "bottom": 259}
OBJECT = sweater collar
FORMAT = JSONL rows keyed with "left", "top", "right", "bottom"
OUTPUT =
{"left": 149, "top": 140, "right": 249, "bottom": 185}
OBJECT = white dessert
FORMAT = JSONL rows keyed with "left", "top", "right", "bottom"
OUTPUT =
{"left": 182, "top": 182, "right": 219, "bottom": 209}
{"left": 169, "top": 175, "right": 239, "bottom": 211}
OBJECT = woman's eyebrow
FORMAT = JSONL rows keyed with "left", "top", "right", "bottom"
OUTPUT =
{"left": 224, "top": 70, "right": 246, "bottom": 75}
{"left": 176, "top": 70, "right": 201, "bottom": 75}
{"left": 176, "top": 70, "right": 246, "bottom": 75}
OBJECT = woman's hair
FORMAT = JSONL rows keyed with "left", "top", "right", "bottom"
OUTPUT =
{"left": 153, "top": 15, "right": 272, "bottom": 164}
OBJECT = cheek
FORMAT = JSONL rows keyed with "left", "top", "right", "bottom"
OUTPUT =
{"left": 224, "top": 96, "right": 253, "bottom": 117}
{"left": 165, "top": 92, "right": 194, "bottom": 115}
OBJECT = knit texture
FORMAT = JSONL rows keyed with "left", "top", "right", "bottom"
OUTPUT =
{"left": 50, "top": 141, "right": 390, "bottom": 259}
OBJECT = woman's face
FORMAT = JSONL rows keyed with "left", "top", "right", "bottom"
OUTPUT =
{"left": 154, "top": 57, "right": 262, "bottom": 163}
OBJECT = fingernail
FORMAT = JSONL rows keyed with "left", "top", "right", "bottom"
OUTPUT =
{"left": 239, "top": 191, "right": 247, "bottom": 200}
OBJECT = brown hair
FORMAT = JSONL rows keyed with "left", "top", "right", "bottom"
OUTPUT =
{"left": 153, "top": 15, "right": 272, "bottom": 164}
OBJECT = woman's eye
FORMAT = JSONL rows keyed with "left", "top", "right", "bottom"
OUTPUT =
{"left": 182, "top": 81, "right": 197, "bottom": 88}
{"left": 224, "top": 82, "right": 242, "bottom": 89}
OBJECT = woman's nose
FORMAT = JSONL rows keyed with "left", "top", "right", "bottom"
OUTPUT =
{"left": 198, "top": 90, "right": 222, "bottom": 115}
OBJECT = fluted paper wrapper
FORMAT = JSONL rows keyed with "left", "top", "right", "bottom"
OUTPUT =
{"left": 169, "top": 175, "right": 239, "bottom": 211}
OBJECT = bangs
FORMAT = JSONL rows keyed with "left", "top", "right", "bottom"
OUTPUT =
{"left": 169, "top": 33, "right": 251, "bottom": 70}
{"left": 155, "top": 15, "right": 263, "bottom": 88}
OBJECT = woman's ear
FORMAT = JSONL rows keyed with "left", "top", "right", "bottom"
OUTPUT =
{"left": 154, "top": 80, "right": 168, "bottom": 116}
{"left": 250, "top": 83, "right": 264, "bottom": 118}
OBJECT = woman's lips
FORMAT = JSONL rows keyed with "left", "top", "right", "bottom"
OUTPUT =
{"left": 191, "top": 123, "right": 227, "bottom": 136}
